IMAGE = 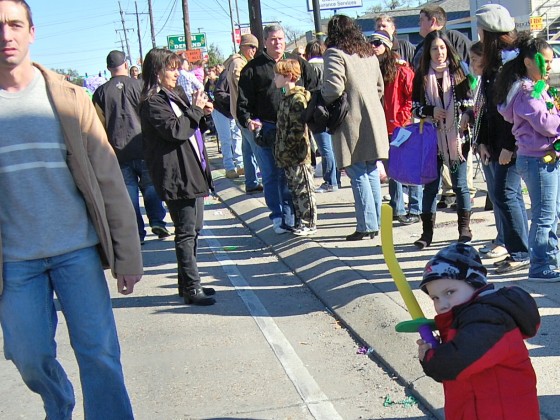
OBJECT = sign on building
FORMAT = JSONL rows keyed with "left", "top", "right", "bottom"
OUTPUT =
{"left": 306, "top": 0, "right": 363, "bottom": 12}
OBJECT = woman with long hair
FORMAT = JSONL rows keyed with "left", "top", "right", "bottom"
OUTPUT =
{"left": 411, "top": 30, "right": 473, "bottom": 249}
{"left": 139, "top": 48, "right": 216, "bottom": 305}
{"left": 475, "top": 4, "right": 530, "bottom": 274}
{"left": 496, "top": 33, "right": 560, "bottom": 281}
{"left": 321, "top": 15, "right": 389, "bottom": 240}
{"left": 370, "top": 30, "right": 422, "bottom": 225}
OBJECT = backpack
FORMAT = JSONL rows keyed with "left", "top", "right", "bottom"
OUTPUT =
{"left": 212, "top": 69, "right": 232, "bottom": 119}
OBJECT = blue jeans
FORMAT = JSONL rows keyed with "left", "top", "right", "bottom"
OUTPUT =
{"left": 345, "top": 161, "right": 382, "bottom": 232}
{"left": 0, "top": 246, "right": 133, "bottom": 420}
{"left": 120, "top": 160, "right": 166, "bottom": 240}
{"left": 516, "top": 156, "right": 560, "bottom": 275}
{"left": 389, "top": 180, "right": 423, "bottom": 216}
{"left": 482, "top": 161, "right": 505, "bottom": 246}
{"left": 313, "top": 131, "right": 341, "bottom": 187}
{"left": 423, "top": 158, "right": 471, "bottom": 213}
{"left": 240, "top": 126, "right": 261, "bottom": 190}
{"left": 492, "top": 160, "right": 529, "bottom": 261}
{"left": 212, "top": 110, "right": 242, "bottom": 171}
{"left": 254, "top": 142, "right": 294, "bottom": 223}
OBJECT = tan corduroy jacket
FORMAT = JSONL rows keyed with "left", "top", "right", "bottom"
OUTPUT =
{"left": 0, "top": 64, "right": 143, "bottom": 294}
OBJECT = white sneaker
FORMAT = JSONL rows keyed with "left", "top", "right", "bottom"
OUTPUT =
{"left": 293, "top": 226, "right": 317, "bottom": 236}
{"left": 272, "top": 218, "right": 288, "bottom": 234}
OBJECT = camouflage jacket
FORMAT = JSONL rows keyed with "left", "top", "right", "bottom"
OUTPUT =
{"left": 274, "top": 86, "right": 312, "bottom": 168}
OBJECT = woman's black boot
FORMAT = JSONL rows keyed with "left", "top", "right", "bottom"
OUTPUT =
{"left": 184, "top": 287, "right": 216, "bottom": 306}
{"left": 414, "top": 213, "right": 435, "bottom": 249}
{"left": 457, "top": 210, "right": 473, "bottom": 243}
{"left": 346, "top": 231, "right": 377, "bottom": 241}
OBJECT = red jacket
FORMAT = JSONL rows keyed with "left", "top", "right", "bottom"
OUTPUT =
{"left": 383, "top": 60, "right": 414, "bottom": 136}
{"left": 421, "top": 285, "right": 540, "bottom": 420}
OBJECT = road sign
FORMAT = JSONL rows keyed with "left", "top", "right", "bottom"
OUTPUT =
{"left": 530, "top": 16, "right": 544, "bottom": 31}
{"left": 167, "top": 33, "right": 206, "bottom": 51}
{"left": 306, "top": 0, "right": 362, "bottom": 11}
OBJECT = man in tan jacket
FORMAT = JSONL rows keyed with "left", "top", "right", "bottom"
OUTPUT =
{"left": 0, "top": 1, "right": 142, "bottom": 419}
{"left": 225, "top": 33, "right": 262, "bottom": 194}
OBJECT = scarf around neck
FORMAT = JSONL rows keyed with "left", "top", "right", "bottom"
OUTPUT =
{"left": 426, "top": 61, "right": 463, "bottom": 165}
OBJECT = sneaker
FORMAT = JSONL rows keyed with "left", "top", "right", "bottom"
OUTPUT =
{"left": 437, "top": 195, "right": 456, "bottom": 209}
{"left": 272, "top": 218, "right": 288, "bottom": 234}
{"left": 152, "top": 226, "right": 171, "bottom": 238}
{"left": 246, "top": 184, "right": 264, "bottom": 195}
{"left": 484, "top": 246, "right": 508, "bottom": 259}
{"left": 528, "top": 270, "right": 560, "bottom": 282}
{"left": 225, "top": 169, "right": 239, "bottom": 179}
{"left": 236, "top": 167, "right": 245, "bottom": 176}
{"left": 293, "top": 226, "right": 317, "bottom": 236}
{"left": 495, "top": 259, "right": 530, "bottom": 274}
{"left": 315, "top": 183, "right": 338, "bottom": 193}
{"left": 383, "top": 194, "right": 391, "bottom": 202}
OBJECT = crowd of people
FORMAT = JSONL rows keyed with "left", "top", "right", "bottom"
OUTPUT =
{"left": 0, "top": 0, "right": 556, "bottom": 418}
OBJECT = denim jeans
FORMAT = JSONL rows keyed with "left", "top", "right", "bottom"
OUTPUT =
{"left": 312, "top": 131, "right": 341, "bottom": 187}
{"left": 120, "top": 160, "right": 166, "bottom": 240}
{"left": 492, "top": 160, "right": 529, "bottom": 261}
{"left": 240, "top": 126, "right": 261, "bottom": 190}
{"left": 212, "top": 110, "right": 242, "bottom": 171}
{"left": 389, "top": 180, "right": 423, "bottom": 216}
{"left": 345, "top": 161, "right": 382, "bottom": 232}
{"left": 254, "top": 143, "right": 294, "bottom": 223}
{"left": 0, "top": 246, "right": 133, "bottom": 420}
{"left": 423, "top": 158, "right": 471, "bottom": 213}
{"left": 167, "top": 197, "right": 204, "bottom": 289}
{"left": 516, "top": 156, "right": 560, "bottom": 275}
{"left": 482, "top": 161, "right": 505, "bottom": 246}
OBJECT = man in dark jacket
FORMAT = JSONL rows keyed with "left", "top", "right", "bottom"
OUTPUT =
{"left": 93, "top": 50, "right": 169, "bottom": 243}
{"left": 237, "top": 24, "right": 319, "bottom": 234}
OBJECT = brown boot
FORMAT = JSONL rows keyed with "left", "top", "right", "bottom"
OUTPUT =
{"left": 457, "top": 210, "right": 473, "bottom": 243}
{"left": 414, "top": 213, "right": 435, "bottom": 249}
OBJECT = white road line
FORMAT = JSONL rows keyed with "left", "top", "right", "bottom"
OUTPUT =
{"left": 204, "top": 230, "right": 343, "bottom": 420}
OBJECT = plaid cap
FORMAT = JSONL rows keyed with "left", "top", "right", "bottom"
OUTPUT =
{"left": 420, "top": 243, "right": 488, "bottom": 293}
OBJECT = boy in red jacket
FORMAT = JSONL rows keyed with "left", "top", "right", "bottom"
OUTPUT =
{"left": 417, "top": 243, "right": 540, "bottom": 419}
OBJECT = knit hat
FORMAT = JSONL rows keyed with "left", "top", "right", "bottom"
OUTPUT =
{"left": 106, "top": 50, "right": 126, "bottom": 68}
{"left": 420, "top": 243, "right": 488, "bottom": 293}
{"left": 369, "top": 30, "right": 393, "bottom": 50}
{"left": 240, "top": 34, "right": 259, "bottom": 48}
{"left": 476, "top": 4, "right": 515, "bottom": 33}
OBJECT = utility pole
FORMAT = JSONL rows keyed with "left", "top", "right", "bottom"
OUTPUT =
{"left": 182, "top": 0, "right": 193, "bottom": 50}
{"left": 311, "top": 0, "right": 324, "bottom": 42}
{"left": 118, "top": 1, "right": 133, "bottom": 65}
{"left": 147, "top": 0, "right": 156, "bottom": 48}
{"left": 228, "top": 0, "right": 237, "bottom": 53}
{"left": 115, "top": 30, "right": 125, "bottom": 53}
{"left": 126, "top": 2, "right": 147, "bottom": 64}
{"left": 248, "top": 0, "right": 263, "bottom": 53}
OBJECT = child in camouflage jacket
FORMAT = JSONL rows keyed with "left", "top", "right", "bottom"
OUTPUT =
{"left": 273, "top": 59, "right": 317, "bottom": 236}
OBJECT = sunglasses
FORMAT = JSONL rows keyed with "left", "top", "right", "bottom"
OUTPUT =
{"left": 371, "top": 39, "right": 383, "bottom": 47}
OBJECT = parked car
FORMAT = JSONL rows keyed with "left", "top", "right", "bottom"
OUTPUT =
{"left": 549, "top": 41, "right": 560, "bottom": 88}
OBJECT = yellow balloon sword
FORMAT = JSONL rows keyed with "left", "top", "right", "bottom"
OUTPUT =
{"left": 380, "top": 203, "right": 438, "bottom": 347}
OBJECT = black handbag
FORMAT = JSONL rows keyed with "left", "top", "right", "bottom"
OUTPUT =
{"left": 254, "top": 122, "right": 276, "bottom": 148}
{"left": 302, "top": 90, "right": 348, "bottom": 134}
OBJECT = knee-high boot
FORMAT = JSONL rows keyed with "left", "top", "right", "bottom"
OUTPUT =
{"left": 457, "top": 210, "right": 472, "bottom": 243}
{"left": 414, "top": 213, "right": 435, "bottom": 249}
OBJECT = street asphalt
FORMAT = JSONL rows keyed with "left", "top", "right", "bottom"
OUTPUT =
{"left": 206, "top": 138, "right": 560, "bottom": 420}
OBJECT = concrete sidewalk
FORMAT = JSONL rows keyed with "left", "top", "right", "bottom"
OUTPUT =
{"left": 207, "top": 137, "right": 560, "bottom": 420}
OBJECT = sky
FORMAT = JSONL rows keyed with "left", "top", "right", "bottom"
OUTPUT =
{"left": 28, "top": 0, "right": 384, "bottom": 77}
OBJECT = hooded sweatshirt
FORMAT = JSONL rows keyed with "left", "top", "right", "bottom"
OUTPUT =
{"left": 421, "top": 284, "right": 540, "bottom": 420}
{"left": 498, "top": 79, "right": 560, "bottom": 157}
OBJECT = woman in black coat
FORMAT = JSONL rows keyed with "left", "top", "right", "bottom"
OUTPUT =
{"left": 140, "top": 48, "right": 216, "bottom": 305}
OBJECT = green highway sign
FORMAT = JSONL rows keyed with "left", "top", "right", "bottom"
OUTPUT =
{"left": 167, "top": 33, "right": 206, "bottom": 50}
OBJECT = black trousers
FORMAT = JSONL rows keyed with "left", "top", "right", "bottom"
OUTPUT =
{"left": 167, "top": 197, "right": 204, "bottom": 290}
